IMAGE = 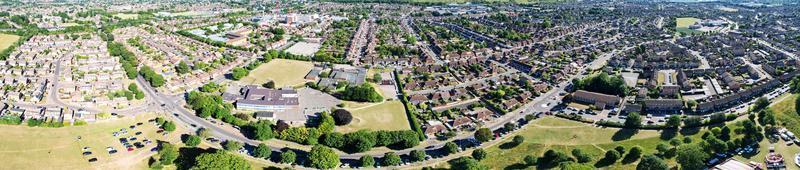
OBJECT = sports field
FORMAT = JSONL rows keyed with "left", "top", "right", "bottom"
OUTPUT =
{"left": 336, "top": 100, "right": 410, "bottom": 133}
{"left": 239, "top": 59, "right": 314, "bottom": 87}
{"left": 0, "top": 33, "right": 21, "bottom": 51}
{"left": 0, "top": 113, "right": 184, "bottom": 170}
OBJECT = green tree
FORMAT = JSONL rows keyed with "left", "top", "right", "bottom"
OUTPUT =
{"left": 223, "top": 141, "right": 243, "bottom": 152}
{"left": 753, "top": 97, "right": 769, "bottom": 111}
{"left": 176, "top": 61, "right": 191, "bottom": 74}
{"left": 192, "top": 150, "right": 250, "bottom": 170}
{"left": 231, "top": 67, "right": 249, "bottom": 80}
{"left": 624, "top": 146, "right": 643, "bottom": 162}
{"left": 572, "top": 148, "right": 592, "bottom": 163}
{"left": 539, "top": 150, "right": 573, "bottom": 168}
{"left": 163, "top": 121, "right": 176, "bottom": 132}
{"left": 472, "top": 148, "right": 487, "bottom": 160}
{"left": 322, "top": 132, "right": 345, "bottom": 148}
{"left": 360, "top": 155, "right": 375, "bottom": 168}
{"left": 677, "top": 144, "right": 709, "bottom": 170}
{"left": 524, "top": 155, "right": 538, "bottom": 165}
{"left": 344, "top": 130, "right": 376, "bottom": 153}
{"left": 411, "top": 150, "right": 427, "bottom": 162}
{"left": 249, "top": 120, "right": 274, "bottom": 141}
{"left": 382, "top": 152, "right": 402, "bottom": 166}
{"left": 666, "top": 115, "right": 681, "bottom": 128}
{"left": 280, "top": 150, "right": 296, "bottom": 164}
{"left": 512, "top": 135, "right": 525, "bottom": 145}
{"left": 339, "top": 83, "right": 383, "bottom": 102}
{"left": 625, "top": 112, "right": 642, "bottom": 128}
{"left": 317, "top": 112, "right": 336, "bottom": 133}
{"left": 158, "top": 142, "right": 178, "bottom": 165}
{"left": 183, "top": 135, "right": 201, "bottom": 147}
{"left": 637, "top": 155, "right": 669, "bottom": 170}
{"left": 253, "top": 144, "right": 271, "bottom": 159}
{"left": 474, "top": 128, "right": 493, "bottom": 142}
{"left": 444, "top": 142, "right": 459, "bottom": 155}
{"left": 448, "top": 157, "right": 489, "bottom": 170}
{"left": 604, "top": 150, "right": 621, "bottom": 162}
{"left": 308, "top": 145, "right": 340, "bottom": 169}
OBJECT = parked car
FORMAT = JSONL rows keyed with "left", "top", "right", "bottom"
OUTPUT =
{"left": 88, "top": 158, "right": 98, "bottom": 162}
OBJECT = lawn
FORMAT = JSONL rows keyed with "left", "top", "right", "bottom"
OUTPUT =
{"left": 0, "top": 113, "right": 184, "bottom": 170}
{"left": 335, "top": 100, "right": 411, "bottom": 133}
{"left": 479, "top": 117, "right": 729, "bottom": 169}
{"left": 239, "top": 59, "right": 314, "bottom": 87}
{"left": 767, "top": 94, "right": 800, "bottom": 135}
{"left": 0, "top": 33, "right": 21, "bottom": 51}
{"left": 113, "top": 13, "right": 139, "bottom": 20}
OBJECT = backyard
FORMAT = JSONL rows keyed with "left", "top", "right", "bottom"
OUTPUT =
{"left": 335, "top": 100, "right": 410, "bottom": 133}
{"left": 0, "top": 33, "right": 21, "bottom": 51}
{"left": 0, "top": 113, "right": 183, "bottom": 170}
{"left": 239, "top": 59, "right": 314, "bottom": 87}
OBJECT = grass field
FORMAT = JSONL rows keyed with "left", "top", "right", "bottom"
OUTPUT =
{"left": 336, "top": 100, "right": 410, "bottom": 133}
{"left": 113, "top": 13, "right": 139, "bottom": 20}
{"left": 0, "top": 113, "right": 184, "bottom": 170}
{"left": 676, "top": 17, "right": 703, "bottom": 35}
{"left": 239, "top": 59, "right": 314, "bottom": 87}
{"left": 0, "top": 33, "right": 21, "bottom": 51}
{"left": 479, "top": 117, "right": 729, "bottom": 169}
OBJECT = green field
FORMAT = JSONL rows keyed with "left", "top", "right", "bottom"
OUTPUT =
{"left": 479, "top": 117, "right": 727, "bottom": 169}
{"left": 336, "top": 100, "right": 410, "bottom": 133}
{"left": 676, "top": 17, "right": 703, "bottom": 35}
{"left": 239, "top": 59, "right": 314, "bottom": 87}
{"left": 0, "top": 33, "right": 21, "bottom": 51}
{"left": 0, "top": 113, "right": 184, "bottom": 170}
{"left": 113, "top": 13, "right": 139, "bottom": 20}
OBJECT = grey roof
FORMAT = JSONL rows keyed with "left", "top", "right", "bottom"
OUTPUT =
{"left": 237, "top": 86, "right": 299, "bottom": 106}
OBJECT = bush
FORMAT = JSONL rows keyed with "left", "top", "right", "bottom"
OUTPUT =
{"left": 223, "top": 141, "right": 243, "bottom": 151}
{"left": 382, "top": 152, "right": 402, "bottom": 166}
{"left": 472, "top": 148, "right": 487, "bottom": 160}
{"left": 474, "top": 128, "right": 493, "bottom": 142}
{"left": 280, "top": 150, "right": 296, "bottom": 164}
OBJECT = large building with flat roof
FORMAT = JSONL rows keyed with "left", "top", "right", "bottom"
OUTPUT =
{"left": 231, "top": 86, "right": 300, "bottom": 111}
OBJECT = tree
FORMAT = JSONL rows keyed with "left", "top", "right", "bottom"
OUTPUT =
{"left": 280, "top": 150, "right": 296, "bottom": 164}
{"left": 445, "top": 142, "right": 459, "bottom": 155}
{"left": 625, "top": 146, "right": 643, "bottom": 162}
{"left": 637, "top": 155, "right": 669, "bottom": 170}
{"left": 753, "top": 97, "right": 769, "bottom": 111}
{"left": 683, "top": 116, "right": 703, "bottom": 127}
{"left": 624, "top": 112, "right": 642, "bottom": 128}
{"left": 248, "top": 120, "right": 274, "bottom": 141}
{"left": 411, "top": 150, "right": 427, "bottom": 162}
{"left": 572, "top": 148, "right": 592, "bottom": 163}
{"left": 163, "top": 121, "right": 176, "bottom": 132}
{"left": 524, "top": 155, "right": 538, "bottom": 165}
{"left": 322, "top": 132, "right": 345, "bottom": 148}
{"left": 339, "top": 83, "right": 383, "bottom": 102}
{"left": 504, "top": 122, "right": 516, "bottom": 132}
{"left": 309, "top": 145, "right": 340, "bottom": 169}
{"left": 193, "top": 150, "right": 251, "bottom": 170}
{"left": 254, "top": 143, "right": 271, "bottom": 159}
{"left": 512, "top": 135, "right": 525, "bottom": 145}
{"left": 223, "top": 141, "right": 243, "bottom": 152}
{"left": 666, "top": 115, "right": 681, "bottom": 128}
{"left": 344, "top": 130, "right": 376, "bottom": 153}
{"left": 360, "top": 156, "right": 375, "bottom": 168}
{"left": 332, "top": 109, "right": 353, "bottom": 126}
{"left": 382, "top": 152, "right": 402, "bottom": 166}
{"left": 176, "top": 61, "right": 191, "bottom": 74}
{"left": 472, "top": 148, "right": 487, "bottom": 160}
{"left": 372, "top": 73, "right": 382, "bottom": 83}
{"left": 539, "top": 150, "right": 573, "bottom": 168}
{"left": 573, "top": 72, "right": 628, "bottom": 96}
{"left": 604, "top": 150, "right": 621, "bottom": 162}
{"left": 317, "top": 112, "right": 336, "bottom": 133}
{"left": 677, "top": 145, "right": 709, "bottom": 170}
{"left": 183, "top": 135, "right": 201, "bottom": 147}
{"left": 263, "top": 81, "right": 275, "bottom": 89}
{"left": 197, "top": 128, "right": 212, "bottom": 138}
{"left": 231, "top": 67, "right": 249, "bottom": 80}
{"left": 474, "top": 128, "right": 493, "bottom": 142}
{"left": 158, "top": 142, "right": 178, "bottom": 165}
{"left": 448, "top": 157, "right": 489, "bottom": 170}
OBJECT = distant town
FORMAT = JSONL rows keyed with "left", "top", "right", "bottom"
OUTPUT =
{"left": 0, "top": 0, "right": 800, "bottom": 170}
